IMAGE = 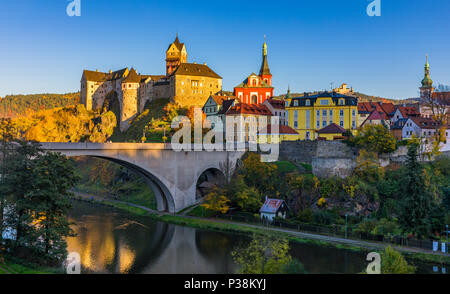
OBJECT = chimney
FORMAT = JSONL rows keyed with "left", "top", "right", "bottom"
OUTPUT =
{"left": 109, "top": 70, "right": 112, "bottom": 74}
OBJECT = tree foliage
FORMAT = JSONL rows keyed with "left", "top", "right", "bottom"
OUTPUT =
{"left": 380, "top": 246, "right": 415, "bottom": 274}
{"left": 352, "top": 124, "right": 397, "bottom": 154}
{"left": 201, "top": 187, "right": 230, "bottom": 215}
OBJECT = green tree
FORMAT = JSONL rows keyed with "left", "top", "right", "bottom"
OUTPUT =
{"left": 235, "top": 186, "right": 263, "bottom": 213}
{"left": 398, "top": 143, "right": 433, "bottom": 238}
{"left": 30, "top": 152, "right": 80, "bottom": 262}
{"left": 231, "top": 234, "right": 293, "bottom": 274}
{"left": 380, "top": 246, "right": 415, "bottom": 274}
{"left": 353, "top": 124, "right": 397, "bottom": 154}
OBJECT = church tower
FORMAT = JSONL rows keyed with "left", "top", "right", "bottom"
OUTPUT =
{"left": 420, "top": 54, "right": 434, "bottom": 99}
{"left": 259, "top": 38, "right": 272, "bottom": 86}
{"left": 166, "top": 35, "right": 187, "bottom": 75}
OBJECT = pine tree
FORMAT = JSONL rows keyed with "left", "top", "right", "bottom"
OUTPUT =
{"left": 398, "top": 142, "right": 433, "bottom": 239}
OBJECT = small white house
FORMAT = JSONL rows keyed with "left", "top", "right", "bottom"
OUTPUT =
{"left": 260, "top": 198, "right": 289, "bottom": 222}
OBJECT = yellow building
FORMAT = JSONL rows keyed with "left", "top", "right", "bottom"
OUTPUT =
{"left": 286, "top": 91, "right": 358, "bottom": 140}
{"left": 258, "top": 124, "right": 301, "bottom": 144}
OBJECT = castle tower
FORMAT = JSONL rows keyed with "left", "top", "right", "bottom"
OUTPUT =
{"left": 259, "top": 37, "right": 272, "bottom": 86}
{"left": 420, "top": 54, "right": 434, "bottom": 99}
{"left": 166, "top": 35, "right": 187, "bottom": 75}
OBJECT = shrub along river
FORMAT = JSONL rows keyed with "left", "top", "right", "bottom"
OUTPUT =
{"left": 66, "top": 200, "right": 445, "bottom": 274}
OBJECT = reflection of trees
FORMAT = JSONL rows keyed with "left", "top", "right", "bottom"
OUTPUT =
{"left": 195, "top": 230, "right": 242, "bottom": 273}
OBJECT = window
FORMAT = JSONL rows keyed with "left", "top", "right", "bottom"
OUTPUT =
{"left": 340, "top": 110, "right": 344, "bottom": 116}
{"left": 305, "top": 99, "right": 310, "bottom": 106}
{"left": 320, "top": 100, "right": 329, "bottom": 105}
{"left": 294, "top": 100, "right": 298, "bottom": 107}
{"left": 340, "top": 121, "right": 344, "bottom": 127}
{"left": 339, "top": 99, "right": 344, "bottom": 105}
{"left": 352, "top": 121, "right": 356, "bottom": 128}
{"left": 352, "top": 109, "right": 356, "bottom": 116}
{"left": 322, "top": 121, "right": 327, "bottom": 127}
{"left": 305, "top": 110, "right": 311, "bottom": 129}
{"left": 285, "top": 100, "right": 289, "bottom": 107}
{"left": 322, "top": 110, "right": 327, "bottom": 116}
{"left": 251, "top": 95, "right": 258, "bottom": 104}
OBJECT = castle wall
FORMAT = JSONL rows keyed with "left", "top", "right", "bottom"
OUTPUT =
{"left": 173, "top": 75, "right": 222, "bottom": 108}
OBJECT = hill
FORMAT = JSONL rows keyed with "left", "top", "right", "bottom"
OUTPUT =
{"left": 0, "top": 92, "right": 80, "bottom": 118}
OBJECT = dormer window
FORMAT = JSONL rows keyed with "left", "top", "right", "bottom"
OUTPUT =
{"left": 294, "top": 100, "right": 298, "bottom": 107}
{"left": 305, "top": 99, "right": 310, "bottom": 106}
{"left": 339, "top": 99, "right": 344, "bottom": 105}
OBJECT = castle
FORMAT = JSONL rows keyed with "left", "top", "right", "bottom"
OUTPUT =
{"left": 80, "top": 36, "right": 223, "bottom": 130}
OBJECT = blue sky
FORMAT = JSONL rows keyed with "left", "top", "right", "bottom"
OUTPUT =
{"left": 0, "top": 0, "right": 449, "bottom": 99}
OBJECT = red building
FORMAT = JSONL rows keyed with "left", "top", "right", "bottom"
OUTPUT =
{"left": 233, "top": 40, "right": 274, "bottom": 104}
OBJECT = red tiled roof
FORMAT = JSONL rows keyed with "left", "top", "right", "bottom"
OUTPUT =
{"left": 398, "top": 106, "right": 420, "bottom": 118}
{"left": 366, "top": 110, "right": 385, "bottom": 121}
{"left": 358, "top": 102, "right": 395, "bottom": 117}
{"left": 209, "top": 95, "right": 236, "bottom": 106}
{"left": 260, "top": 198, "right": 286, "bottom": 214}
{"left": 225, "top": 103, "right": 272, "bottom": 116}
{"left": 410, "top": 117, "right": 441, "bottom": 130}
{"left": 317, "top": 123, "right": 347, "bottom": 134}
{"left": 259, "top": 125, "right": 298, "bottom": 135}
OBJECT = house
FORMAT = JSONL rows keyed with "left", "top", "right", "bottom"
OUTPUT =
{"left": 360, "top": 109, "right": 390, "bottom": 128}
{"left": 287, "top": 91, "right": 358, "bottom": 140}
{"left": 260, "top": 198, "right": 289, "bottom": 222}
{"left": 357, "top": 101, "right": 395, "bottom": 127}
{"left": 263, "top": 98, "right": 287, "bottom": 126}
{"left": 390, "top": 118, "right": 408, "bottom": 140}
{"left": 316, "top": 123, "right": 347, "bottom": 141}
{"left": 224, "top": 103, "right": 272, "bottom": 143}
{"left": 401, "top": 116, "right": 450, "bottom": 152}
{"left": 258, "top": 124, "right": 300, "bottom": 144}
{"left": 202, "top": 95, "right": 236, "bottom": 117}
{"left": 390, "top": 106, "right": 420, "bottom": 124}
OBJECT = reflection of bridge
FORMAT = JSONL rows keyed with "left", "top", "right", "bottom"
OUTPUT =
{"left": 41, "top": 143, "right": 245, "bottom": 213}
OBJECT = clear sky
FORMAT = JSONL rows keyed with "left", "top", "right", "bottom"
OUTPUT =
{"left": 0, "top": 0, "right": 449, "bottom": 99}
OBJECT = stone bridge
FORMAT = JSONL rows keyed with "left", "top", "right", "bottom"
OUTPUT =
{"left": 40, "top": 143, "right": 246, "bottom": 213}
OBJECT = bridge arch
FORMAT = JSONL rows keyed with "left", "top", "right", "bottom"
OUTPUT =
{"left": 196, "top": 167, "right": 225, "bottom": 200}
{"left": 76, "top": 155, "right": 175, "bottom": 212}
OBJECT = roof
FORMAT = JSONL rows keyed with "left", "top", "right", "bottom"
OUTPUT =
{"left": 234, "top": 75, "right": 273, "bottom": 89}
{"left": 217, "top": 99, "right": 236, "bottom": 115}
{"left": 398, "top": 106, "right": 420, "bottom": 118}
{"left": 225, "top": 103, "right": 273, "bottom": 116}
{"left": 265, "top": 98, "right": 285, "bottom": 110}
{"left": 409, "top": 116, "right": 441, "bottom": 130}
{"left": 209, "top": 95, "right": 226, "bottom": 106}
{"left": 167, "top": 36, "right": 184, "bottom": 51}
{"left": 122, "top": 68, "right": 140, "bottom": 83}
{"left": 260, "top": 198, "right": 286, "bottom": 214}
{"left": 140, "top": 75, "right": 165, "bottom": 83}
{"left": 366, "top": 110, "right": 385, "bottom": 121}
{"left": 317, "top": 123, "right": 347, "bottom": 134}
{"left": 259, "top": 54, "right": 271, "bottom": 76}
{"left": 83, "top": 68, "right": 129, "bottom": 82}
{"left": 358, "top": 102, "right": 395, "bottom": 117}
{"left": 290, "top": 91, "right": 358, "bottom": 107}
{"left": 259, "top": 125, "right": 299, "bottom": 135}
{"left": 170, "top": 63, "right": 222, "bottom": 79}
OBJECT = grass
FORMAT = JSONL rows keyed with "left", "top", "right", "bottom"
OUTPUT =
{"left": 274, "top": 161, "right": 297, "bottom": 173}
{"left": 0, "top": 254, "right": 63, "bottom": 274}
{"left": 187, "top": 205, "right": 216, "bottom": 218}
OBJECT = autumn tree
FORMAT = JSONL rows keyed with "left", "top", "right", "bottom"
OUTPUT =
{"left": 231, "top": 234, "right": 298, "bottom": 274}
{"left": 420, "top": 91, "right": 449, "bottom": 155}
{"left": 352, "top": 124, "right": 397, "bottom": 154}
{"left": 235, "top": 186, "right": 263, "bottom": 213}
{"left": 201, "top": 186, "right": 230, "bottom": 215}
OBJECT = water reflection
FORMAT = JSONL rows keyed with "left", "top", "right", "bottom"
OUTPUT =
{"left": 66, "top": 200, "right": 445, "bottom": 274}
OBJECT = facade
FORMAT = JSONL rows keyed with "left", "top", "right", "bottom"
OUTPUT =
{"left": 360, "top": 110, "right": 390, "bottom": 128}
{"left": 233, "top": 40, "right": 274, "bottom": 104}
{"left": 390, "top": 106, "right": 420, "bottom": 124}
{"left": 258, "top": 124, "right": 300, "bottom": 144}
{"left": 224, "top": 103, "right": 272, "bottom": 143}
{"left": 81, "top": 36, "right": 222, "bottom": 130}
{"left": 401, "top": 116, "right": 450, "bottom": 152}
{"left": 287, "top": 92, "right": 358, "bottom": 140}
{"left": 263, "top": 98, "right": 287, "bottom": 126}
{"left": 260, "top": 198, "right": 289, "bottom": 222}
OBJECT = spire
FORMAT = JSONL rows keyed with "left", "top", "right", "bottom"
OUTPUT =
{"left": 421, "top": 54, "right": 433, "bottom": 88}
{"left": 259, "top": 36, "right": 271, "bottom": 76}
{"left": 285, "top": 85, "right": 291, "bottom": 99}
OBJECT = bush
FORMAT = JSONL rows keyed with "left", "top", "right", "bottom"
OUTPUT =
{"left": 312, "top": 210, "right": 336, "bottom": 225}
{"left": 372, "top": 218, "right": 400, "bottom": 236}
{"left": 356, "top": 218, "right": 377, "bottom": 234}
{"left": 296, "top": 208, "right": 313, "bottom": 223}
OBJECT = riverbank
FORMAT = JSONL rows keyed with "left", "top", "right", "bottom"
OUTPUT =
{"left": 72, "top": 192, "right": 450, "bottom": 266}
{"left": 0, "top": 254, "right": 62, "bottom": 274}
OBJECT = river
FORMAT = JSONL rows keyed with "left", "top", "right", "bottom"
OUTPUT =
{"left": 66, "top": 200, "right": 446, "bottom": 274}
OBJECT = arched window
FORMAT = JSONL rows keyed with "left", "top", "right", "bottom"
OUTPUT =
{"left": 252, "top": 79, "right": 257, "bottom": 86}
{"left": 251, "top": 95, "right": 258, "bottom": 104}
